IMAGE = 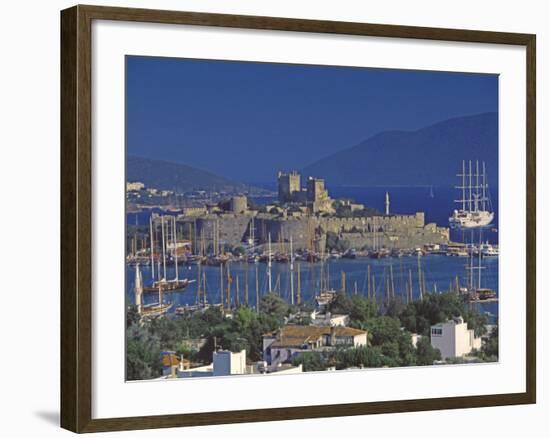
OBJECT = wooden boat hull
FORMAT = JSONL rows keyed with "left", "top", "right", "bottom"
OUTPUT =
{"left": 142, "top": 279, "right": 191, "bottom": 293}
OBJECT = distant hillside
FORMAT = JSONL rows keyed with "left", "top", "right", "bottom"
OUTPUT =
{"left": 127, "top": 156, "right": 261, "bottom": 193}
{"left": 302, "top": 112, "right": 498, "bottom": 187}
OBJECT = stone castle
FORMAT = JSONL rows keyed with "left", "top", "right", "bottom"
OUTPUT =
{"left": 277, "top": 171, "right": 334, "bottom": 214}
{"left": 175, "top": 171, "right": 449, "bottom": 253}
{"left": 179, "top": 211, "right": 448, "bottom": 253}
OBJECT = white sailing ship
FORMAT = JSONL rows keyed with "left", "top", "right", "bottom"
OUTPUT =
{"left": 145, "top": 214, "right": 193, "bottom": 292}
{"left": 480, "top": 241, "right": 499, "bottom": 257}
{"left": 449, "top": 160, "right": 494, "bottom": 229}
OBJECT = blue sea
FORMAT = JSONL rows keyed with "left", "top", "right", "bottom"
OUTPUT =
{"left": 127, "top": 256, "right": 498, "bottom": 322}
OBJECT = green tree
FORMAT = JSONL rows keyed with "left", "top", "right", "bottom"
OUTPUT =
{"left": 397, "top": 331, "right": 417, "bottom": 366}
{"left": 260, "top": 293, "right": 289, "bottom": 323}
{"left": 231, "top": 306, "right": 264, "bottom": 360}
{"left": 380, "top": 341, "right": 400, "bottom": 365}
{"left": 463, "top": 308, "right": 489, "bottom": 337}
{"left": 365, "top": 316, "right": 402, "bottom": 346}
{"left": 399, "top": 292, "right": 473, "bottom": 336}
{"left": 415, "top": 337, "right": 441, "bottom": 365}
{"left": 349, "top": 296, "right": 379, "bottom": 324}
{"left": 399, "top": 305, "right": 417, "bottom": 333}
{"left": 200, "top": 306, "right": 225, "bottom": 327}
{"left": 174, "top": 341, "right": 198, "bottom": 362}
{"left": 385, "top": 299, "right": 406, "bottom": 318}
{"left": 334, "top": 346, "right": 391, "bottom": 369}
{"left": 475, "top": 326, "right": 498, "bottom": 361}
{"left": 328, "top": 292, "right": 353, "bottom": 315}
{"left": 126, "top": 305, "right": 141, "bottom": 328}
{"left": 292, "top": 351, "right": 327, "bottom": 372}
{"left": 148, "top": 316, "right": 180, "bottom": 349}
{"left": 126, "top": 324, "right": 162, "bottom": 380}
{"left": 328, "top": 293, "right": 379, "bottom": 324}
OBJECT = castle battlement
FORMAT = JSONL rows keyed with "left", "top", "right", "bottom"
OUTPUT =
{"left": 178, "top": 210, "right": 448, "bottom": 253}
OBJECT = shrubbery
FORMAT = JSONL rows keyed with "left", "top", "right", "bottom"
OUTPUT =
{"left": 126, "top": 289, "right": 493, "bottom": 380}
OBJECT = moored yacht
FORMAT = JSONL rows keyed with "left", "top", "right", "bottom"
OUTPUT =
{"left": 449, "top": 160, "right": 494, "bottom": 229}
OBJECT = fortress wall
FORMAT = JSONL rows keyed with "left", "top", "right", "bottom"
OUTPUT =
{"left": 217, "top": 216, "right": 251, "bottom": 247}
{"left": 318, "top": 213, "right": 424, "bottom": 234}
{"left": 188, "top": 215, "right": 251, "bottom": 249}
{"left": 331, "top": 212, "right": 446, "bottom": 250}
{"left": 179, "top": 211, "right": 446, "bottom": 252}
{"left": 340, "top": 229, "right": 449, "bottom": 250}
{"left": 255, "top": 217, "right": 314, "bottom": 249}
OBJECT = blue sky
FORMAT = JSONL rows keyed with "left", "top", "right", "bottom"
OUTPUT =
{"left": 126, "top": 56, "right": 498, "bottom": 183}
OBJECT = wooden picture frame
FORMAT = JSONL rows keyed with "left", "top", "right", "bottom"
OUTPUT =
{"left": 61, "top": 4, "right": 536, "bottom": 433}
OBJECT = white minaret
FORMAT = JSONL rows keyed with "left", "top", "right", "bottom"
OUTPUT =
{"left": 385, "top": 192, "right": 390, "bottom": 216}
{"left": 134, "top": 263, "right": 143, "bottom": 314}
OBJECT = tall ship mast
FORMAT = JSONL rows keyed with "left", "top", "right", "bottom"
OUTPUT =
{"left": 267, "top": 232, "right": 272, "bottom": 293}
{"left": 143, "top": 214, "right": 194, "bottom": 293}
{"left": 449, "top": 160, "right": 494, "bottom": 229}
{"left": 134, "top": 263, "right": 172, "bottom": 318}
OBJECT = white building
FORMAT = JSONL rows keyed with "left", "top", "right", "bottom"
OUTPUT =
{"left": 310, "top": 311, "right": 350, "bottom": 327}
{"left": 430, "top": 317, "right": 482, "bottom": 359}
{"left": 126, "top": 181, "right": 145, "bottom": 191}
{"left": 213, "top": 349, "right": 247, "bottom": 376}
{"left": 171, "top": 349, "right": 303, "bottom": 379}
{"left": 263, "top": 325, "right": 368, "bottom": 366}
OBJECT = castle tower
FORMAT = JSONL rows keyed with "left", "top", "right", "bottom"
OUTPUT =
{"left": 306, "top": 176, "right": 333, "bottom": 213}
{"left": 277, "top": 171, "right": 301, "bottom": 203}
{"left": 230, "top": 195, "right": 248, "bottom": 213}
{"left": 306, "top": 177, "right": 326, "bottom": 203}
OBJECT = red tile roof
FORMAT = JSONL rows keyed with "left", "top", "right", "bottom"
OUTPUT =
{"left": 265, "top": 325, "right": 367, "bottom": 347}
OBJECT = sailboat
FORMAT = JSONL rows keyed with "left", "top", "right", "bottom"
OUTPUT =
{"left": 463, "top": 231, "right": 497, "bottom": 302}
{"left": 369, "top": 215, "right": 390, "bottom": 258}
{"left": 144, "top": 214, "right": 194, "bottom": 293}
{"left": 449, "top": 160, "right": 494, "bottom": 229}
{"left": 134, "top": 263, "right": 172, "bottom": 318}
{"left": 314, "top": 247, "right": 337, "bottom": 310}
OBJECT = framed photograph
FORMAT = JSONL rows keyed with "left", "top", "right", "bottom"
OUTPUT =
{"left": 60, "top": 5, "right": 536, "bottom": 433}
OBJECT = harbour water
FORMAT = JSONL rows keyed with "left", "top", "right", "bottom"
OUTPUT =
{"left": 126, "top": 254, "right": 499, "bottom": 322}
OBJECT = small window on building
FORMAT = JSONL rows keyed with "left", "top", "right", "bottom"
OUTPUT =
{"left": 431, "top": 328, "right": 443, "bottom": 336}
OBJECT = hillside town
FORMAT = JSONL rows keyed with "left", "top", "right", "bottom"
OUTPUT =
{"left": 127, "top": 288, "right": 497, "bottom": 381}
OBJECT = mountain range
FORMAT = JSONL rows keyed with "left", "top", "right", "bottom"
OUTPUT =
{"left": 302, "top": 112, "right": 498, "bottom": 187}
{"left": 127, "top": 155, "right": 263, "bottom": 193}
{"left": 128, "top": 112, "right": 498, "bottom": 192}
